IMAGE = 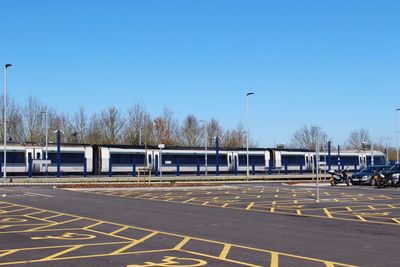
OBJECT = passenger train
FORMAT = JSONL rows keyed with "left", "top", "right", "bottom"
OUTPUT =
{"left": 0, "top": 143, "right": 386, "bottom": 176}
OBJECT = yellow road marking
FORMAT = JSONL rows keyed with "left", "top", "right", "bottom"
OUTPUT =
{"left": 246, "top": 202, "right": 255, "bottom": 210}
{"left": 368, "top": 206, "right": 376, "bottom": 210}
{"left": 42, "top": 214, "right": 64, "bottom": 220}
{"left": 296, "top": 210, "right": 302, "bottom": 215}
{"left": 270, "top": 207, "right": 275, "bottom": 213}
{"left": 109, "top": 226, "right": 130, "bottom": 235}
{"left": 270, "top": 252, "right": 279, "bottom": 267}
{"left": 202, "top": 202, "right": 209, "bottom": 206}
{"left": 0, "top": 250, "right": 17, "bottom": 258}
{"left": 111, "top": 232, "right": 158, "bottom": 254}
{"left": 356, "top": 215, "right": 367, "bottom": 222}
{"left": 174, "top": 237, "right": 191, "bottom": 250}
{"left": 346, "top": 207, "right": 352, "bottom": 212}
{"left": 391, "top": 218, "right": 400, "bottom": 224}
{"left": 219, "top": 244, "right": 231, "bottom": 259}
{"left": 387, "top": 205, "right": 396, "bottom": 209}
{"left": 334, "top": 199, "right": 339, "bottom": 202}
{"left": 83, "top": 221, "right": 104, "bottom": 229}
{"left": 40, "top": 245, "right": 83, "bottom": 260}
{"left": 183, "top": 198, "right": 196, "bottom": 203}
{"left": 323, "top": 208, "right": 333, "bottom": 218}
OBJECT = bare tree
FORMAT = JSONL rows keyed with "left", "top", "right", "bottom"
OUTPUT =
{"left": 0, "top": 96, "right": 25, "bottom": 143}
{"left": 206, "top": 118, "right": 224, "bottom": 147}
{"left": 291, "top": 125, "right": 328, "bottom": 150}
{"left": 87, "top": 113, "right": 103, "bottom": 144}
{"left": 153, "top": 107, "right": 178, "bottom": 145}
{"left": 123, "top": 103, "right": 151, "bottom": 145}
{"left": 101, "top": 107, "right": 124, "bottom": 144}
{"left": 47, "top": 110, "right": 74, "bottom": 143}
{"left": 73, "top": 107, "right": 88, "bottom": 143}
{"left": 180, "top": 114, "right": 201, "bottom": 146}
{"left": 223, "top": 123, "right": 246, "bottom": 148}
{"left": 23, "top": 97, "right": 45, "bottom": 143}
{"left": 346, "top": 129, "right": 370, "bottom": 150}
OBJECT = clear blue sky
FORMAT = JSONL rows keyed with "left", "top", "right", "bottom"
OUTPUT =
{"left": 1, "top": 1, "right": 399, "bottom": 147}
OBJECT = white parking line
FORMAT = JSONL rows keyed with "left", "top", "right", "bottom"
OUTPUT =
{"left": 23, "top": 192, "right": 54, "bottom": 198}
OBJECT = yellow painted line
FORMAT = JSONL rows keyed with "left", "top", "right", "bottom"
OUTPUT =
{"left": 294, "top": 200, "right": 298, "bottom": 204}
{"left": 352, "top": 198, "right": 358, "bottom": 201}
{"left": 0, "top": 250, "right": 17, "bottom": 258}
{"left": 219, "top": 244, "right": 232, "bottom": 259}
{"left": 275, "top": 189, "right": 279, "bottom": 193}
{"left": 272, "top": 201, "right": 276, "bottom": 205}
{"left": 368, "top": 206, "right": 376, "bottom": 210}
{"left": 166, "top": 198, "right": 175, "bottom": 201}
{"left": 213, "top": 197, "right": 219, "bottom": 200}
{"left": 368, "top": 197, "right": 375, "bottom": 200}
{"left": 41, "top": 245, "right": 83, "bottom": 260}
{"left": 183, "top": 197, "right": 196, "bottom": 203}
{"left": 325, "top": 262, "right": 335, "bottom": 267}
{"left": 274, "top": 195, "right": 278, "bottom": 198}
{"left": 202, "top": 201, "right": 209, "bottom": 206}
{"left": 346, "top": 207, "right": 352, "bottom": 212}
{"left": 324, "top": 192, "right": 330, "bottom": 196}
{"left": 109, "top": 226, "right": 130, "bottom": 235}
{"left": 174, "top": 236, "right": 191, "bottom": 250}
{"left": 356, "top": 215, "right": 367, "bottom": 222}
{"left": 270, "top": 207, "right": 275, "bottom": 213}
{"left": 235, "top": 196, "right": 240, "bottom": 199}
{"left": 246, "top": 202, "right": 255, "bottom": 210}
{"left": 222, "top": 203, "right": 229, "bottom": 208}
{"left": 270, "top": 252, "right": 279, "bottom": 267}
{"left": 391, "top": 218, "right": 400, "bottom": 224}
{"left": 42, "top": 214, "right": 64, "bottom": 220}
{"left": 296, "top": 210, "right": 302, "bottom": 215}
{"left": 334, "top": 199, "right": 339, "bottom": 202}
{"left": 83, "top": 221, "right": 104, "bottom": 229}
{"left": 323, "top": 208, "right": 333, "bottom": 218}
{"left": 388, "top": 204, "right": 396, "bottom": 209}
{"left": 111, "top": 232, "right": 158, "bottom": 254}
{"left": 293, "top": 194, "right": 297, "bottom": 197}
{"left": 256, "top": 195, "right": 261, "bottom": 198}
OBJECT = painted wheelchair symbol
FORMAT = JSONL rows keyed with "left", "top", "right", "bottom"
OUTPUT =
{"left": 31, "top": 232, "right": 96, "bottom": 241}
{"left": 127, "top": 256, "right": 208, "bottom": 267}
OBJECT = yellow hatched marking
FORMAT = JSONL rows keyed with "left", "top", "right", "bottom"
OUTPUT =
{"left": 109, "top": 226, "right": 130, "bottom": 235}
{"left": 323, "top": 208, "right": 333, "bottom": 218}
{"left": 222, "top": 203, "right": 229, "bottom": 208}
{"left": 334, "top": 199, "right": 339, "bottom": 202}
{"left": 294, "top": 200, "right": 298, "bottom": 204}
{"left": 270, "top": 252, "right": 279, "bottom": 267}
{"left": 40, "top": 245, "right": 83, "bottom": 260}
{"left": 296, "top": 210, "right": 302, "bottom": 215}
{"left": 111, "top": 232, "right": 158, "bottom": 255}
{"left": 368, "top": 197, "right": 375, "bottom": 200}
{"left": 352, "top": 198, "right": 358, "bottom": 201}
{"left": 388, "top": 205, "right": 396, "bottom": 209}
{"left": 83, "top": 221, "right": 104, "bottom": 229}
{"left": 183, "top": 197, "right": 196, "bottom": 203}
{"left": 391, "top": 218, "right": 400, "bottom": 224}
{"left": 324, "top": 192, "right": 330, "bottom": 196}
{"left": 202, "top": 201, "right": 209, "bottom": 206}
{"left": 270, "top": 207, "right": 275, "bottom": 213}
{"left": 0, "top": 250, "right": 17, "bottom": 258}
{"left": 42, "top": 214, "right": 64, "bottom": 220}
{"left": 345, "top": 207, "right": 352, "bottom": 211}
{"left": 246, "top": 202, "right": 255, "bottom": 210}
{"left": 235, "top": 196, "right": 240, "bottom": 199}
{"left": 274, "top": 195, "right": 278, "bottom": 198}
{"left": 356, "top": 215, "right": 367, "bottom": 222}
{"left": 368, "top": 206, "right": 376, "bottom": 210}
{"left": 272, "top": 201, "right": 276, "bottom": 205}
{"left": 325, "top": 262, "right": 335, "bottom": 267}
{"left": 174, "top": 236, "right": 191, "bottom": 250}
{"left": 166, "top": 198, "right": 174, "bottom": 201}
{"left": 219, "top": 244, "right": 232, "bottom": 259}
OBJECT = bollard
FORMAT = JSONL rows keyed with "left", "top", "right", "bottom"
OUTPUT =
{"left": 108, "top": 157, "right": 112, "bottom": 177}
{"left": 234, "top": 157, "right": 238, "bottom": 176}
{"left": 83, "top": 158, "right": 87, "bottom": 178}
{"left": 252, "top": 161, "right": 255, "bottom": 175}
{"left": 176, "top": 160, "right": 180, "bottom": 176}
{"left": 197, "top": 160, "right": 200, "bottom": 176}
{"left": 132, "top": 159, "right": 136, "bottom": 177}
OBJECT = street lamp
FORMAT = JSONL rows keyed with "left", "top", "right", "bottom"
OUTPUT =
{"left": 199, "top": 120, "right": 208, "bottom": 176}
{"left": 396, "top": 108, "right": 400, "bottom": 163}
{"left": 3, "top": 64, "right": 12, "bottom": 181}
{"left": 246, "top": 92, "right": 255, "bottom": 180}
{"left": 41, "top": 109, "right": 48, "bottom": 175}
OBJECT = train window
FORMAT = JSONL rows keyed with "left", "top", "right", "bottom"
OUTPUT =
{"left": 0, "top": 152, "right": 26, "bottom": 164}
{"left": 148, "top": 155, "right": 152, "bottom": 164}
{"left": 36, "top": 153, "right": 41, "bottom": 159}
{"left": 229, "top": 156, "right": 232, "bottom": 164}
{"left": 48, "top": 152, "right": 85, "bottom": 164}
{"left": 110, "top": 153, "right": 145, "bottom": 164}
{"left": 281, "top": 155, "right": 305, "bottom": 166}
{"left": 237, "top": 155, "right": 266, "bottom": 166}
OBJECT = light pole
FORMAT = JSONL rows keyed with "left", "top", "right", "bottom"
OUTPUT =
{"left": 3, "top": 64, "right": 12, "bottom": 181}
{"left": 199, "top": 120, "right": 208, "bottom": 176}
{"left": 396, "top": 108, "right": 400, "bottom": 163}
{"left": 246, "top": 92, "right": 254, "bottom": 180}
{"left": 316, "top": 132, "right": 320, "bottom": 202}
{"left": 41, "top": 109, "right": 49, "bottom": 176}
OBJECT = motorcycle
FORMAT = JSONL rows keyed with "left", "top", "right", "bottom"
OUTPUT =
{"left": 374, "top": 171, "right": 399, "bottom": 189}
{"left": 329, "top": 169, "right": 350, "bottom": 186}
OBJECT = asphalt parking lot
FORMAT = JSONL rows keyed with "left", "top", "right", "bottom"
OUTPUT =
{"left": 0, "top": 184, "right": 399, "bottom": 266}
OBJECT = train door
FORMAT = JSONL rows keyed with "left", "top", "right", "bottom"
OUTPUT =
{"left": 228, "top": 153, "right": 233, "bottom": 172}
{"left": 274, "top": 151, "right": 282, "bottom": 169}
{"left": 153, "top": 151, "right": 160, "bottom": 174}
{"left": 231, "top": 152, "right": 237, "bottom": 172}
{"left": 25, "top": 148, "right": 34, "bottom": 172}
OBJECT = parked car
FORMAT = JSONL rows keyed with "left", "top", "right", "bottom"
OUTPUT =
{"left": 350, "top": 165, "right": 390, "bottom": 186}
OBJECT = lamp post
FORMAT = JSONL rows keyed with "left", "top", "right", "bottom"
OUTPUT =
{"left": 41, "top": 109, "right": 48, "bottom": 175}
{"left": 396, "top": 108, "right": 400, "bottom": 163}
{"left": 3, "top": 64, "right": 12, "bottom": 181}
{"left": 246, "top": 92, "right": 254, "bottom": 180}
{"left": 199, "top": 120, "right": 208, "bottom": 176}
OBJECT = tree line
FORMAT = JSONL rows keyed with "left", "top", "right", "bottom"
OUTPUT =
{"left": 1, "top": 96, "right": 253, "bottom": 148}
